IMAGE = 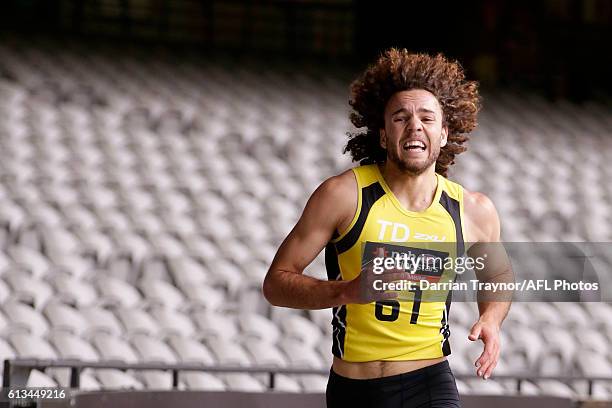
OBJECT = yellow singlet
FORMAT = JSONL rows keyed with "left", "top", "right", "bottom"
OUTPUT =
{"left": 325, "top": 164, "right": 466, "bottom": 362}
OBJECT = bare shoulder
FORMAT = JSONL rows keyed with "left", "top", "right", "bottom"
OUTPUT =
{"left": 301, "top": 168, "right": 357, "bottom": 231}
{"left": 463, "top": 189, "right": 501, "bottom": 242}
{"left": 316, "top": 168, "right": 357, "bottom": 199}
{"left": 464, "top": 189, "right": 497, "bottom": 217}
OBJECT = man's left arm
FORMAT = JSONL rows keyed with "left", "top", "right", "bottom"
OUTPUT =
{"left": 464, "top": 191, "right": 513, "bottom": 380}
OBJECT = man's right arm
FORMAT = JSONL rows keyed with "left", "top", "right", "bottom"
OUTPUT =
{"left": 262, "top": 171, "right": 358, "bottom": 309}
{"left": 263, "top": 169, "right": 408, "bottom": 309}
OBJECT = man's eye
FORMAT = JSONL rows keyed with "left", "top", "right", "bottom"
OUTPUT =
{"left": 393, "top": 117, "right": 406, "bottom": 122}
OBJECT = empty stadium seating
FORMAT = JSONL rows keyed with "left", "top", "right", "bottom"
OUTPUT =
{"left": 0, "top": 38, "right": 611, "bottom": 399}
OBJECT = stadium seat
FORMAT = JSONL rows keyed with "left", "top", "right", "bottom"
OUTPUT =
{"left": 180, "top": 372, "right": 226, "bottom": 391}
{"left": 79, "top": 370, "right": 102, "bottom": 391}
{"left": 81, "top": 307, "right": 124, "bottom": 336}
{"left": 26, "top": 370, "right": 57, "bottom": 387}
{"left": 273, "top": 374, "right": 302, "bottom": 392}
{"left": 465, "top": 378, "right": 506, "bottom": 395}
{"left": 576, "top": 351, "right": 612, "bottom": 377}
{"left": 166, "top": 335, "right": 216, "bottom": 364}
{"left": 454, "top": 379, "right": 471, "bottom": 395}
{"left": 536, "top": 380, "right": 576, "bottom": 398}
{"left": 40, "top": 227, "right": 81, "bottom": 260}
{"left": 94, "top": 369, "right": 144, "bottom": 390}
{"left": 168, "top": 256, "right": 209, "bottom": 287}
{"left": 0, "top": 338, "right": 16, "bottom": 362}
{"left": 507, "top": 327, "right": 544, "bottom": 369}
{"left": 207, "top": 339, "right": 253, "bottom": 367}
{"left": 179, "top": 234, "right": 218, "bottom": 260}
{"left": 220, "top": 373, "right": 266, "bottom": 392}
{"left": 514, "top": 380, "right": 539, "bottom": 396}
{"left": 181, "top": 284, "right": 225, "bottom": 310}
{"left": 7, "top": 245, "right": 51, "bottom": 278}
{"left": 116, "top": 308, "right": 160, "bottom": 336}
{"left": 299, "top": 374, "right": 328, "bottom": 393}
{"left": 150, "top": 307, "right": 196, "bottom": 337}
{"left": 131, "top": 334, "right": 178, "bottom": 363}
{"left": 539, "top": 326, "right": 576, "bottom": 362}
{"left": 238, "top": 313, "right": 281, "bottom": 344}
{"left": 71, "top": 227, "right": 114, "bottom": 264}
{"left": 576, "top": 329, "right": 609, "bottom": 354}
{"left": 3, "top": 301, "right": 49, "bottom": 336}
{"left": 51, "top": 253, "right": 93, "bottom": 279}
{"left": 48, "top": 332, "right": 99, "bottom": 361}
{"left": 0, "top": 282, "right": 9, "bottom": 308}
{"left": 553, "top": 303, "right": 591, "bottom": 328}
{"left": 278, "top": 339, "right": 326, "bottom": 369}
{"left": 136, "top": 370, "right": 174, "bottom": 390}
{"left": 4, "top": 272, "right": 53, "bottom": 309}
{"left": 9, "top": 333, "right": 57, "bottom": 359}
{"left": 96, "top": 276, "right": 143, "bottom": 308}
{"left": 279, "top": 314, "right": 323, "bottom": 347}
{"left": 50, "top": 275, "right": 98, "bottom": 308}
{"left": 44, "top": 303, "right": 89, "bottom": 336}
{"left": 0, "top": 252, "right": 11, "bottom": 276}
{"left": 108, "top": 231, "right": 150, "bottom": 267}
{"left": 244, "top": 340, "right": 288, "bottom": 367}
{"left": 93, "top": 334, "right": 140, "bottom": 363}
{"left": 139, "top": 279, "right": 185, "bottom": 310}
{"left": 148, "top": 233, "right": 186, "bottom": 258}
{"left": 307, "top": 309, "right": 332, "bottom": 333}
{"left": 193, "top": 311, "right": 239, "bottom": 340}
{"left": 201, "top": 259, "right": 244, "bottom": 294}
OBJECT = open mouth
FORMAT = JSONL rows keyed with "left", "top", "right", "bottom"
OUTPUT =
{"left": 402, "top": 140, "right": 426, "bottom": 151}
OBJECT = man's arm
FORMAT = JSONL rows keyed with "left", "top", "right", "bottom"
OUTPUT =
{"left": 262, "top": 170, "right": 359, "bottom": 309}
{"left": 263, "top": 170, "right": 406, "bottom": 309}
{"left": 464, "top": 191, "right": 513, "bottom": 380}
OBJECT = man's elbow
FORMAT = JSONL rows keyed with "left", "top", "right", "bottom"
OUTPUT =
{"left": 262, "top": 273, "right": 280, "bottom": 306}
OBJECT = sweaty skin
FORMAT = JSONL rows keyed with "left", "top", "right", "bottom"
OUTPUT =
{"left": 263, "top": 89, "right": 511, "bottom": 380}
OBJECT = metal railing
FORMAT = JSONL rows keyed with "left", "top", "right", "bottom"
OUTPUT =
{"left": 3, "top": 358, "right": 612, "bottom": 397}
{"left": 2, "top": 359, "right": 326, "bottom": 391}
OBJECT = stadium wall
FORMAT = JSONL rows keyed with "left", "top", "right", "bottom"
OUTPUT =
{"left": 35, "top": 390, "right": 588, "bottom": 408}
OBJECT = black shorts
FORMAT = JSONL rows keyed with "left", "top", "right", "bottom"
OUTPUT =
{"left": 326, "top": 360, "right": 461, "bottom": 408}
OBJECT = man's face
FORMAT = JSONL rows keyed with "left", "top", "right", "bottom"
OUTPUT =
{"left": 380, "top": 89, "right": 448, "bottom": 175}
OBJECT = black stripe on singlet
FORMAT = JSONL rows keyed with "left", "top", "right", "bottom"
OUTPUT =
{"left": 325, "top": 181, "right": 385, "bottom": 358}
{"left": 440, "top": 287, "right": 453, "bottom": 356}
{"left": 335, "top": 182, "right": 385, "bottom": 254}
{"left": 325, "top": 242, "right": 347, "bottom": 358}
{"left": 438, "top": 190, "right": 465, "bottom": 356}
{"left": 439, "top": 190, "right": 465, "bottom": 256}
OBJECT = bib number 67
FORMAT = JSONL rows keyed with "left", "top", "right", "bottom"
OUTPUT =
{"left": 374, "top": 287, "right": 422, "bottom": 324}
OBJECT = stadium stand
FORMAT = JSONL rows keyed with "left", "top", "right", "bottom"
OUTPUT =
{"left": 0, "top": 38, "right": 611, "bottom": 402}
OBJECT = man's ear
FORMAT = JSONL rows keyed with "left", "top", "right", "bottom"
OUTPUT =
{"left": 380, "top": 129, "right": 387, "bottom": 149}
{"left": 440, "top": 125, "right": 448, "bottom": 148}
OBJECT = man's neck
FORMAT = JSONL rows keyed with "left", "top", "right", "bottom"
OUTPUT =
{"left": 378, "top": 162, "right": 438, "bottom": 212}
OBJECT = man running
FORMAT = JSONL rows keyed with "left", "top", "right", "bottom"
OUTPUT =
{"left": 263, "top": 48, "right": 512, "bottom": 408}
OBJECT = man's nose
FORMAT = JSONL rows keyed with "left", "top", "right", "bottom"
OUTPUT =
{"left": 407, "top": 117, "right": 423, "bottom": 132}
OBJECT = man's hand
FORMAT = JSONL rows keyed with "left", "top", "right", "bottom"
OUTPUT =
{"left": 468, "top": 318, "right": 501, "bottom": 380}
{"left": 342, "top": 264, "right": 413, "bottom": 304}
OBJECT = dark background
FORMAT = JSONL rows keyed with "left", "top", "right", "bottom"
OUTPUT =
{"left": 1, "top": 0, "right": 611, "bottom": 101}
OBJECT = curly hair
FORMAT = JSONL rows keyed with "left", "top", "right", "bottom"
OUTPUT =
{"left": 345, "top": 48, "right": 481, "bottom": 177}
